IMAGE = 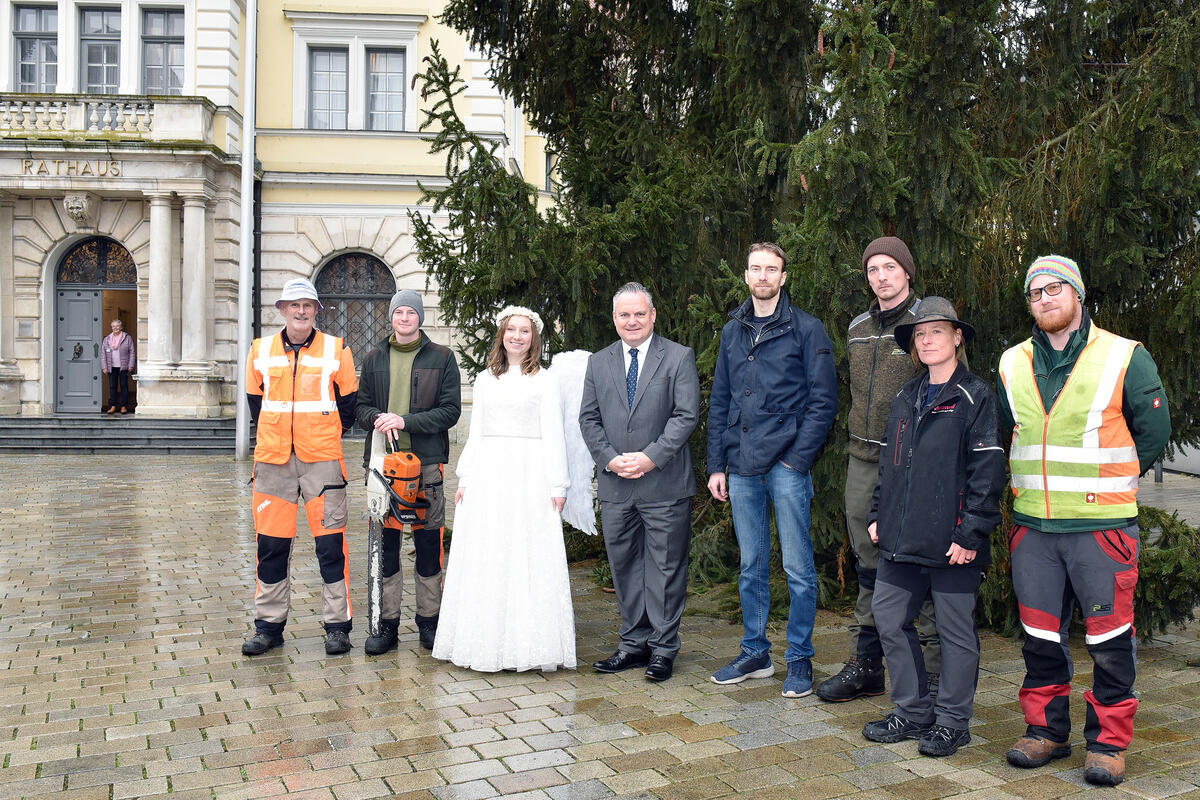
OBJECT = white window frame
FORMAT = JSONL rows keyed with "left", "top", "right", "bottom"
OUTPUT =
{"left": 307, "top": 45, "right": 348, "bottom": 129}
{"left": 78, "top": 5, "right": 121, "bottom": 94}
{"left": 0, "top": 0, "right": 193, "bottom": 95}
{"left": 285, "top": 10, "right": 424, "bottom": 132}
{"left": 140, "top": 5, "right": 184, "bottom": 95}
{"left": 13, "top": 3, "right": 59, "bottom": 92}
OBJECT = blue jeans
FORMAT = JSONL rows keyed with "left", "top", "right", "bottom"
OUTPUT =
{"left": 729, "top": 461, "right": 816, "bottom": 662}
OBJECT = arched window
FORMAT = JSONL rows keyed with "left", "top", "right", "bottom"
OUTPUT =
{"left": 57, "top": 237, "right": 137, "bottom": 285}
{"left": 314, "top": 252, "right": 397, "bottom": 363}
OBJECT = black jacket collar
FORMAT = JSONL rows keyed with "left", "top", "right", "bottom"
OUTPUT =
{"left": 871, "top": 291, "right": 919, "bottom": 328}
{"left": 731, "top": 290, "right": 793, "bottom": 326}
{"left": 280, "top": 327, "right": 317, "bottom": 352}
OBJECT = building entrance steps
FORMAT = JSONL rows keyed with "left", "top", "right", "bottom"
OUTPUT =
{"left": 0, "top": 414, "right": 236, "bottom": 454}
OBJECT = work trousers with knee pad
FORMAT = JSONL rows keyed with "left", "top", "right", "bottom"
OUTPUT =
{"left": 252, "top": 455, "right": 351, "bottom": 634}
{"left": 1011, "top": 524, "right": 1140, "bottom": 753}
{"left": 379, "top": 463, "right": 446, "bottom": 625}
{"left": 845, "top": 455, "right": 941, "bottom": 670}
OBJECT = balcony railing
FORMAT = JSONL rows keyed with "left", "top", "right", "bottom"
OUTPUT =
{"left": 0, "top": 93, "right": 237, "bottom": 149}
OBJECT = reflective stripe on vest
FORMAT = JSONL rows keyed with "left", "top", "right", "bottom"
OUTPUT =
{"left": 251, "top": 331, "right": 346, "bottom": 463}
{"left": 257, "top": 334, "right": 340, "bottom": 414}
{"left": 999, "top": 325, "right": 1139, "bottom": 519}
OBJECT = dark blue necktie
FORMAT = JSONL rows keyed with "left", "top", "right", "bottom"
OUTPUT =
{"left": 626, "top": 348, "right": 639, "bottom": 409}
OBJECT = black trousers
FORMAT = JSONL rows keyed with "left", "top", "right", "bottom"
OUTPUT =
{"left": 107, "top": 368, "right": 130, "bottom": 408}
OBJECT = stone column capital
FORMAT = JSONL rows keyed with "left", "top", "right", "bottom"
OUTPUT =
{"left": 143, "top": 191, "right": 175, "bottom": 204}
{"left": 179, "top": 192, "right": 212, "bottom": 207}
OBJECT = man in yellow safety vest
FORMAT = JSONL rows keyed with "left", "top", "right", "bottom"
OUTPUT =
{"left": 997, "top": 255, "right": 1170, "bottom": 786}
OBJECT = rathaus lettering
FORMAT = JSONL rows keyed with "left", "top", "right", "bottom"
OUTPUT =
{"left": 21, "top": 159, "right": 122, "bottom": 177}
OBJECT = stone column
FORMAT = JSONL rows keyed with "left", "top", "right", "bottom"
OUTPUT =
{"left": 180, "top": 194, "right": 210, "bottom": 365}
{"left": 0, "top": 194, "right": 21, "bottom": 414}
{"left": 145, "top": 192, "right": 176, "bottom": 364}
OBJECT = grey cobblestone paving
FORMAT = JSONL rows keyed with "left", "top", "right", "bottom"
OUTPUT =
{"left": 0, "top": 443, "right": 1198, "bottom": 799}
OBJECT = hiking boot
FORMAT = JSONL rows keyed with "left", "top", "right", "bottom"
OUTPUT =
{"left": 918, "top": 724, "right": 971, "bottom": 756}
{"left": 816, "top": 656, "right": 885, "bottom": 702}
{"left": 364, "top": 619, "right": 399, "bottom": 655}
{"left": 242, "top": 631, "right": 284, "bottom": 656}
{"left": 782, "top": 658, "right": 813, "bottom": 698}
{"left": 863, "top": 713, "right": 931, "bottom": 743}
{"left": 1083, "top": 750, "right": 1126, "bottom": 786}
{"left": 710, "top": 651, "right": 774, "bottom": 685}
{"left": 324, "top": 629, "right": 351, "bottom": 655}
{"left": 1005, "top": 735, "right": 1072, "bottom": 768}
{"left": 416, "top": 616, "right": 438, "bottom": 651}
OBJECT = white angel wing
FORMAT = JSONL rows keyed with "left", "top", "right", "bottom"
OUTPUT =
{"left": 548, "top": 349, "right": 597, "bottom": 534}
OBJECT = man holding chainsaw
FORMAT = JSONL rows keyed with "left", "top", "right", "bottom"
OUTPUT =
{"left": 243, "top": 278, "right": 359, "bottom": 657}
{"left": 356, "top": 289, "right": 462, "bottom": 654}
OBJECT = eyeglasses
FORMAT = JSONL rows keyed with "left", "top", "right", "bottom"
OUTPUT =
{"left": 1026, "top": 280, "right": 1068, "bottom": 302}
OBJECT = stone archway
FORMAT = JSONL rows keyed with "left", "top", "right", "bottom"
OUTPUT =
{"left": 314, "top": 252, "right": 397, "bottom": 364}
{"left": 54, "top": 237, "right": 138, "bottom": 412}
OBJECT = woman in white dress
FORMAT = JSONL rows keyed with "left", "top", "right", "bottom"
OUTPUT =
{"left": 432, "top": 306, "right": 576, "bottom": 672}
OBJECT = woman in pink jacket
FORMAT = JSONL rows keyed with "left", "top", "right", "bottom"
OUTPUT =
{"left": 101, "top": 319, "right": 135, "bottom": 413}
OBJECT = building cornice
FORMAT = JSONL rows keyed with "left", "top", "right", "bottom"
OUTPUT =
{"left": 281, "top": 10, "right": 428, "bottom": 35}
{"left": 260, "top": 171, "right": 450, "bottom": 191}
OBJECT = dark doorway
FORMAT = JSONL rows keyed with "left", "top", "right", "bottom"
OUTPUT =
{"left": 55, "top": 237, "right": 138, "bottom": 412}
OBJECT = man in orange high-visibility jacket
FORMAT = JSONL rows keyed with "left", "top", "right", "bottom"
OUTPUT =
{"left": 998, "top": 256, "right": 1170, "bottom": 787}
{"left": 243, "top": 278, "right": 359, "bottom": 657}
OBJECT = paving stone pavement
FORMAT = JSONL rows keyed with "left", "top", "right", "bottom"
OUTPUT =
{"left": 2, "top": 443, "right": 1199, "bottom": 800}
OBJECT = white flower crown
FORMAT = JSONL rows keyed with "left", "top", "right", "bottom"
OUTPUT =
{"left": 496, "top": 304, "right": 545, "bottom": 334}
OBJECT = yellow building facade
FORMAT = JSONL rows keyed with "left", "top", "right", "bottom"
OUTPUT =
{"left": 253, "top": 0, "right": 550, "bottom": 431}
{"left": 0, "top": 0, "right": 550, "bottom": 422}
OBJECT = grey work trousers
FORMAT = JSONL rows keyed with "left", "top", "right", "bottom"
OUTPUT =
{"left": 874, "top": 560, "right": 983, "bottom": 730}
{"left": 845, "top": 454, "right": 941, "bottom": 670}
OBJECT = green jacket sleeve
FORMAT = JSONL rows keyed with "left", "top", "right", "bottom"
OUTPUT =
{"left": 997, "top": 379, "right": 1015, "bottom": 451}
{"left": 1122, "top": 345, "right": 1171, "bottom": 474}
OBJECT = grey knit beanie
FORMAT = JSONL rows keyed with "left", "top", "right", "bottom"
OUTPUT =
{"left": 388, "top": 289, "right": 424, "bottom": 327}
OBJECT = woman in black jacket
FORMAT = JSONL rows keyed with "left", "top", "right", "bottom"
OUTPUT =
{"left": 861, "top": 297, "right": 1006, "bottom": 757}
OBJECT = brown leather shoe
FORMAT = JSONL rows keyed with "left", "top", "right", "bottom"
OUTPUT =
{"left": 1083, "top": 750, "right": 1125, "bottom": 786}
{"left": 1005, "top": 735, "right": 1071, "bottom": 768}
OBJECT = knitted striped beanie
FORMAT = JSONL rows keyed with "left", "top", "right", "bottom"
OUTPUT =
{"left": 1024, "top": 255, "right": 1085, "bottom": 300}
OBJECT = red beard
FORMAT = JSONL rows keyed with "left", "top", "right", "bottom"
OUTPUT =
{"left": 1033, "top": 304, "right": 1077, "bottom": 335}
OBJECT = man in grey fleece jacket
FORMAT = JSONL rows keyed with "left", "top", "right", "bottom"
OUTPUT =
{"left": 817, "top": 236, "right": 941, "bottom": 703}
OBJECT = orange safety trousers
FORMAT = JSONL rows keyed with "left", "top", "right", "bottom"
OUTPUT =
{"left": 251, "top": 454, "right": 352, "bottom": 634}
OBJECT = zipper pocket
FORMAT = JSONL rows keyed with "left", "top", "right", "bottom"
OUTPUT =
{"left": 1101, "top": 529, "right": 1133, "bottom": 561}
{"left": 893, "top": 418, "right": 908, "bottom": 466}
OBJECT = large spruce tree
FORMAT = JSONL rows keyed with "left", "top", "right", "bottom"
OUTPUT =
{"left": 411, "top": 1, "right": 1200, "bottom": 633}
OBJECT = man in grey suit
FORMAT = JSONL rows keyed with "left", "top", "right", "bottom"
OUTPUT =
{"left": 579, "top": 282, "right": 701, "bottom": 682}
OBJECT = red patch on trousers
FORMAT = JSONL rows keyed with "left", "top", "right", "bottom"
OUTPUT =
{"left": 1085, "top": 691, "right": 1137, "bottom": 749}
{"left": 1020, "top": 684, "right": 1071, "bottom": 726}
{"left": 1018, "top": 603, "right": 1061, "bottom": 636}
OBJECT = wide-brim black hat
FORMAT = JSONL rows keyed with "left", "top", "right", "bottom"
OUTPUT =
{"left": 894, "top": 296, "right": 976, "bottom": 353}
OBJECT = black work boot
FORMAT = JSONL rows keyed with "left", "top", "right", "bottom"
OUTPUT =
{"left": 364, "top": 619, "right": 400, "bottom": 656}
{"left": 816, "top": 656, "right": 886, "bottom": 702}
{"left": 242, "top": 631, "right": 284, "bottom": 656}
{"left": 324, "top": 629, "right": 351, "bottom": 655}
{"left": 416, "top": 615, "right": 439, "bottom": 651}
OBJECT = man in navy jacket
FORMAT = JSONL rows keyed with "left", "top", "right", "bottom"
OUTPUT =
{"left": 706, "top": 242, "right": 838, "bottom": 697}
